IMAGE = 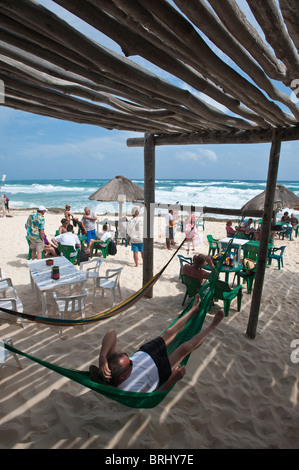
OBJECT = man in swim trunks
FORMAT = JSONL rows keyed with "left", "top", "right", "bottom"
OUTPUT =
{"left": 89, "top": 295, "right": 224, "bottom": 392}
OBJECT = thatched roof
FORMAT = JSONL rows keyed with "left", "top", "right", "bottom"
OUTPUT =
{"left": 89, "top": 175, "right": 144, "bottom": 202}
{"left": 241, "top": 184, "right": 299, "bottom": 211}
{"left": 1, "top": 0, "right": 299, "bottom": 145}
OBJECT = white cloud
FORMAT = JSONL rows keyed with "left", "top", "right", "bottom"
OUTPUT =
{"left": 175, "top": 148, "right": 218, "bottom": 165}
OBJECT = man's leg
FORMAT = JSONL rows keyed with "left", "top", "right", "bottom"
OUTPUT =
{"left": 168, "top": 309, "right": 224, "bottom": 370}
{"left": 133, "top": 251, "right": 139, "bottom": 267}
{"left": 161, "top": 295, "right": 201, "bottom": 348}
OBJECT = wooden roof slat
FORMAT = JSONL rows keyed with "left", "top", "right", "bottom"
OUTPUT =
{"left": 0, "top": 0, "right": 298, "bottom": 139}
{"left": 279, "top": 0, "right": 299, "bottom": 53}
{"left": 63, "top": 0, "right": 293, "bottom": 127}
{"left": 0, "top": 3, "right": 258, "bottom": 132}
{"left": 247, "top": 0, "right": 299, "bottom": 78}
{"left": 171, "top": 0, "right": 299, "bottom": 122}
{"left": 53, "top": 0, "right": 266, "bottom": 129}
{"left": 208, "top": 0, "right": 289, "bottom": 82}
{"left": 174, "top": 0, "right": 299, "bottom": 118}
{"left": 129, "top": 0, "right": 298, "bottom": 127}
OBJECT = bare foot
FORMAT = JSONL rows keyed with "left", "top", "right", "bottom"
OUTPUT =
{"left": 190, "top": 294, "right": 201, "bottom": 313}
{"left": 210, "top": 309, "right": 224, "bottom": 328}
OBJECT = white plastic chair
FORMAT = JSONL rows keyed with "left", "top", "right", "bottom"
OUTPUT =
{"left": 53, "top": 288, "right": 89, "bottom": 337}
{"left": 92, "top": 268, "right": 123, "bottom": 307}
{"left": 80, "top": 258, "right": 103, "bottom": 284}
{"left": 0, "top": 277, "right": 13, "bottom": 295}
{"left": 0, "top": 287, "right": 24, "bottom": 327}
{"left": 0, "top": 339, "right": 23, "bottom": 369}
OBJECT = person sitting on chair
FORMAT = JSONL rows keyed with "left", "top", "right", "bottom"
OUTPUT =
{"left": 89, "top": 294, "right": 224, "bottom": 392}
{"left": 86, "top": 224, "right": 112, "bottom": 255}
{"left": 181, "top": 254, "right": 214, "bottom": 285}
{"left": 226, "top": 220, "right": 235, "bottom": 237}
{"left": 51, "top": 224, "right": 81, "bottom": 258}
{"left": 281, "top": 211, "right": 290, "bottom": 223}
{"left": 290, "top": 213, "right": 298, "bottom": 232}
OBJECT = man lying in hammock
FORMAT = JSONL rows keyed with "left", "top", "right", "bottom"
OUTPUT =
{"left": 89, "top": 295, "right": 224, "bottom": 393}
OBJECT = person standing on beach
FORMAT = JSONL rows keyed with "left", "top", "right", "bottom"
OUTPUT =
{"left": 26, "top": 206, "right": 47, "bottom": 260}
{"left": 0, "top": 195, "right": 6, "bottom": 217}
{"left": 81, "top": 207, "right": 97, "bottom": 244}
{"left": 166, "top": 210, "right": 175, "bottom": 250}
{"left": 126, "top": 207, "right": 143, "bottom": 267}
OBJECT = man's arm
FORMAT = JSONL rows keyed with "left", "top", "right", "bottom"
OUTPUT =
{"left": 99, "top": 329, "right": 117, "bottom": 380}
{"left": 156, "top": 366, "right": 186, "bottom": 392}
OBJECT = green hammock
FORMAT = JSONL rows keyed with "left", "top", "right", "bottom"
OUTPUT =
{"left": 2, "top": 256, "right": 223, "bottom": 409}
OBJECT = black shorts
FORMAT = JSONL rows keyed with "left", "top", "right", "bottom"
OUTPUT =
{"left": 139, "top": 336, "right": 172, "bottom": 386}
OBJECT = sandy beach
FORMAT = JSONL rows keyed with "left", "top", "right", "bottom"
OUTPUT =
{"left": 0, "top": 209, "right": 298, "bottom": 449}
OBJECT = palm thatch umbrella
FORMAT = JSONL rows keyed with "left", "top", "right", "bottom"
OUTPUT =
{"left": 241, "top": 184, "right": 299, "bottom": 215}
{"left": 89, "top": 175, "right": 144, "bottom": 223}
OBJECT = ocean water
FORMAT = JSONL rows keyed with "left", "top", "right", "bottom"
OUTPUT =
{"left": 2, "top": 179, "right": 299, "bottom": 219}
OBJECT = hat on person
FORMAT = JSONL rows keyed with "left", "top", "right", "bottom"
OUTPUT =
{"left": 38, "top": 205, "right": 48, "bottom": 212}
{"left": 131, "top": 207, "right": 139, "bottom": 216}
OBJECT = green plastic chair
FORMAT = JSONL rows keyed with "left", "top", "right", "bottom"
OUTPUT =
{"left": 181, "top": 274, "right": 202, "bottom": 305}
{"left": 234, "top": 243, "right": 259, "bottom": 294}
{"left": 213, "top": 280, "right": 242, "bottom": 317}
{"left": 91, "top": 238, "right": 110, "bottom": 259}
{"left": 296, "top": 225, "right": 299, "bottom": 238}
{"left": 207, "top": 235, "right": 219, "bottom": 256}
{"left": 278, "top": 226, "right": 292, "bottom": 241}
{"left": 177, "top": 254, "right": 192, "bottom": 280}
{"left": 268, "top": 246, "right": 286, "bottom": 270}
{"left": 57, "top": 244, "right": 80, "bottom": 265}
{"left": 234, "top": 230, "right": 249, "bottom": 239}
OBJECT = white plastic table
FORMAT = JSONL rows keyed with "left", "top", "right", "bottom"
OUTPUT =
{"left": 218, "top": 237, "right": 249, "bottom": 262}
{"left": 27, "top": 256, "right": 86, "bottom": 316}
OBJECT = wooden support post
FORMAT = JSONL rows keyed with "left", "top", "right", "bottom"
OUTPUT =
{"left": 246, "top": 129, "right": 281, "bottom": 338}
{"left": 143, "top": 133, "right": 155, "bottom": 298}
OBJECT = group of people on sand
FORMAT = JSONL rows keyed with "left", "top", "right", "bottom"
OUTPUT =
{"left": 25, "top": 203, "right": 145, "bottom": 266}
{"left": 225, "top": 211, "right": 299, "bottom": 241}
{"left": 226, "top": 218, "right": 260, "bottom": 240}
{"left": 26, "top": 204, "right": 99, "bottom": 261}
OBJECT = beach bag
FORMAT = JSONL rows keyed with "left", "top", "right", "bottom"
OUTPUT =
{"left": 108, "top": 240, "right": 117, "bottom": 255}
{"left": 79, "top": 249, "right": 89, "bottom": 262}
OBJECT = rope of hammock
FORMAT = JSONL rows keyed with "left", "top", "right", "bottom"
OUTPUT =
{"left": 0, "top": 237, "right": 186, "bottom": 326}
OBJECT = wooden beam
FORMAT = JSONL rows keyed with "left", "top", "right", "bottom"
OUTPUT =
{"left": 154, "top": 203, "right": 265, "bottom": 218}
{"left": 143, "top": 133, "right": 155, "bottom": 298}
{"left": 127, "top": 126, "right": 299, "bottom": 146}
{"left": 246, "top": 128, "right": 282, "bottom": 338}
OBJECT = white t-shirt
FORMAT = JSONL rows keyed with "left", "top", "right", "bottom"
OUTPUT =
{"left": 117, "top": 351, "right": 159, "bottom": 393}
{"left": 99, "top": 231, "right": 111, "bottom": 243}
{"left": 165, "top": 212, "right": 173, "bottom": 227}
{"left": 126, "top": 216, "right": 143, "bottom": 244}
{"left": 54, "top": 232, "right": 80, "bottom": 256}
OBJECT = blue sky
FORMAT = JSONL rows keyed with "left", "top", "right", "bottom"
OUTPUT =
{"left": 0, "top": 0, "right": 298, "bottom": 181}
